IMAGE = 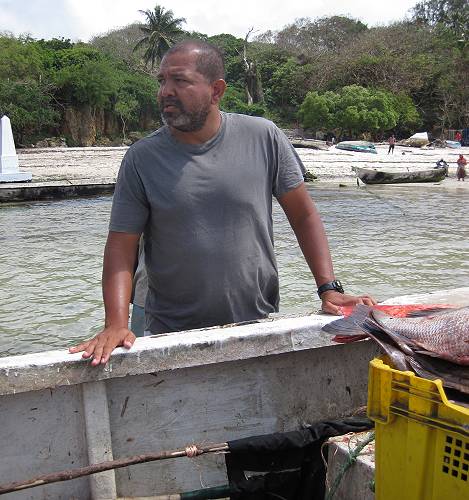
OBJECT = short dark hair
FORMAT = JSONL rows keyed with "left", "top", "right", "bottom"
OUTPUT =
{"left": 163, "top": 40, "right": 225, "bottom": 82}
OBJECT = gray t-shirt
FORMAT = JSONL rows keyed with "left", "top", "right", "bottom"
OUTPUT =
{"left": 110, "top": 112, "right": 305, "bottom": 333}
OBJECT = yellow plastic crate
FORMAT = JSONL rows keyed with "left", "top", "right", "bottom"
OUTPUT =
{"left": 367, "top": 356, "right": 469, "bottom": 500}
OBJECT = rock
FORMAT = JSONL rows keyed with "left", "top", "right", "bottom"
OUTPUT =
{"left": 303, "top": 171, "right": 317, "bottom": 182}
{"left": 35, "top": 137, "right": 67, "bottom": 148}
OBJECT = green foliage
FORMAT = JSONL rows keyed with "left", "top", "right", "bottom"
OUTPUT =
{"left": 265, "top": 58, "right": 314, "bottom": 120}
{"left": 54, "top": 57, "right": 119, "bottom": 107}
{"left": 0, "top": 32, "right": 160, "bottom": 143}
{"left": 0, "top": 35, "right": 45, "bottom": 80}
{"left": 0, "top": 6, "right": 466, "bottom": 140}
{"left": 221, "top": 86, "right": 266, "bottom": 116}
{"left": 0, "top": 80, "right": 60, "bottom": 142}
{"left": 299, "top": 85, "right": 420, "bottom": 136}
{"left": 208, "top": 34, "right": 245, "bottom": 86}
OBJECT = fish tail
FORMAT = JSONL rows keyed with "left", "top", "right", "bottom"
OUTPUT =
{"left": 322, "top": 304, "right": 373, "bottom": 336}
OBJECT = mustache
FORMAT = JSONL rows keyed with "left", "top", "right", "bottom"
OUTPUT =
{"left": 160, "top": 98, "right": 183, "bottom": 109}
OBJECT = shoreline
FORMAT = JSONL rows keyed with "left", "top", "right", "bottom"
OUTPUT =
{"left": 1, "top": 144, "right": 468, "bottom": 201}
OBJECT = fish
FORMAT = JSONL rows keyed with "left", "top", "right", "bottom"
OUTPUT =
{"left": 323, "top": 304, "right": 469, "bottom": 365}
{"left": 323, "top": 304, "right": 469, "bottom": 395}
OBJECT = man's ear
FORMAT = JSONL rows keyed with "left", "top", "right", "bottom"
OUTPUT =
{"left": 211, "top": 79, "right": 227, "bottom": 104}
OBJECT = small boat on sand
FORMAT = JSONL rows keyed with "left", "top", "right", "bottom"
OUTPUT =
{"left": 336, "top": 141, "right": 377, "bottom": 154}
{"left": 352, "top": 166, "right": 447, "bottom": 185}
{"left": 290, "top": 138, "right": 330, "bottom": 150}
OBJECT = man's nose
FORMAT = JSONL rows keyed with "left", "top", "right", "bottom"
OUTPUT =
{"left": 159, "top": 80, "right": 175, "bottom": 97}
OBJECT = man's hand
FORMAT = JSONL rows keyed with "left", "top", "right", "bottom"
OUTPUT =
{"left": 69, "top": 326, "right": 136, "bottom": 366}
{"left": 321, "top": 290, "right": 376, "bottom": 315}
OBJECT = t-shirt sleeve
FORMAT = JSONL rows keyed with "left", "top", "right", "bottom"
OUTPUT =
{"left": 271, "top": 127, "right": 306, "bottom": 199}
{"left": 109, "top": 151, "right": 149, "bottom": 234}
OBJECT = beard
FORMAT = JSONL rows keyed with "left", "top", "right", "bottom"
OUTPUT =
{"left": 160, "top": 98, "right": 210, "bottom": 132}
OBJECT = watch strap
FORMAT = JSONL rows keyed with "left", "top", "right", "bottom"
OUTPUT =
{"left": 317, "top": 280, "right": 344, "bottom": 298}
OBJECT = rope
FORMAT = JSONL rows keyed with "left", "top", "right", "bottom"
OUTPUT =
{"left": 185, "top": 445, "right": 200, "bottom": 458}
{"left": 324, "top": 431, "right": 375, "bottom": 500}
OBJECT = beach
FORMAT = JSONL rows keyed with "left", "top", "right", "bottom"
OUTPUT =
{"left": 12, "top": 143, "right": 469, "bottom": 190}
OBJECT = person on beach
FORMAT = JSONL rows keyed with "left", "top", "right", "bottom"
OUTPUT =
{"left": 69, "top": 40, "right": 376, "bottom": 366}
{"left": 456, "top": 154, "right": 467, "bottom": 181}
{"left": 387, "top": 134, "right": 396, "bottom": 154}
{"left": 455, "top": 131, "right": 462, "bottom": 143}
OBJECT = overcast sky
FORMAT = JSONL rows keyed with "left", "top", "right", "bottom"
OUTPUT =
{"left": 0, "top": 0, "right": 418, "bottom": 41}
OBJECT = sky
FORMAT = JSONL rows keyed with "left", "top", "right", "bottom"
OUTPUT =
{"left": 0, "top": 0, "right": 418, "bottom": 41}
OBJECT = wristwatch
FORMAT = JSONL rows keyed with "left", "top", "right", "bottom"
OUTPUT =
{"left": 317, "top": 280, "right": 344, "bottom": 298}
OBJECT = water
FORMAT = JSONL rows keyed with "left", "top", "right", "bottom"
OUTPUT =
{"left": 1, "top": 186, "right": 468, "bottom": 357}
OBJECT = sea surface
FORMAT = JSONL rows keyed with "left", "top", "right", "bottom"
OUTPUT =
{"left": 1, "top": 185, "right": 468, "bottom": 357}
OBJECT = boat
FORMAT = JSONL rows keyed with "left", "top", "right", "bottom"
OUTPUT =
{"left": 401, "top": 132, "right": 429, "bottom": 148}
{"left": 0, "top": 314, "right": 377, "bottom": 499}
{"left": 445, "top": 140, "right": 461, "bottom": 149}
{"left": 0, "top": 288, "right": 467, "bottom": 498}
{"left": 290, "top": 138, "right": 330, "bottom": 150}
{"left": 335, "top": 141, "right": 377, "bottom": 154}
{"left": 352, "top": 166, "right": 447, "bottom": 185}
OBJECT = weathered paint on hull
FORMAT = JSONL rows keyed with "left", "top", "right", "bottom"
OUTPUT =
{"left": 0, "top": 314, "right": 378, "bottom": 499}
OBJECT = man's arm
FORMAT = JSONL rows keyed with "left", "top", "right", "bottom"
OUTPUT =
{"left": 278, "top": 183, "right": 376, "bottom": 314}
{"left": 69, "top": 231, "right": 141, "bottom": 365}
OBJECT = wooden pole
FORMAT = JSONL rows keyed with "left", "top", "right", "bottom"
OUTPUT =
{"left": 0, "top": 443, "right": 229, "bottom": 496}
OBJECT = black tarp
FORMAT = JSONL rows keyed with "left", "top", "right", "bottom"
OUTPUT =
{"left": 226, "top": 417, "right": 373, "bottom": 500}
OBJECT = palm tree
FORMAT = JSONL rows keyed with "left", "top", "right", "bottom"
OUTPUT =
{"left": 134, "top": 5, "right": 186, "bottom": 69}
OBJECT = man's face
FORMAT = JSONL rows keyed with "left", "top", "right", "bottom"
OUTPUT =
{"left": 157, "top": 51, "right": 213, "bottom": 132}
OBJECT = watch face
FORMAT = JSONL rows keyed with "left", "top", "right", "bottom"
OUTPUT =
{"left": 333, "top": 280, "right": 344, "bottom": 293}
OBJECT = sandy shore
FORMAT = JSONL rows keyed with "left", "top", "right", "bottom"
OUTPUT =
{"left": 13, "top": 143, "right": 469, "bottom": 191}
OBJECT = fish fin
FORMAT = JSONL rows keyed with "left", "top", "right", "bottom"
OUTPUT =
{"left": 322, "top": 304, "right": 372, "bottom": 335}
{"left": 364, "top": 329, "right": 409, "bottom": 371}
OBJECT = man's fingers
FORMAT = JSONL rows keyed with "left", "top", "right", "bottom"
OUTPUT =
{"left": 361, "top": 296, "right": 376, "bottom": 306}
{"left": 90, "top": 341, "right": 106, "bottom": 366}
{"left": 69, "top": 341, "right": 90, "bottom": 354}
{"left": 100, "top": 344, "right": 115, "bottom": 365}
{"left": 123, "top": 332, "right": 136, "bottom": 349}
{"left": 70, "top": 328, "right": 136, "bottom": 366}
{"left": 82, "top": 338, "right": 98, "bottom": 359}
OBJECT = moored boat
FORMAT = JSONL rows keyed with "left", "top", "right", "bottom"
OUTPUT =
{"left": 352, "top": 166, "right": 447, "bottom": 184}
{"left": 336, "top": 141, "right": 377, "bottom": 154}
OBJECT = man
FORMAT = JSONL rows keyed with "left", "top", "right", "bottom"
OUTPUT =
{"left": 387, "top": 134, "right": 396, "bottom": 154}
{"left": 70, "top": 40, "right": 375, "bottom": 366}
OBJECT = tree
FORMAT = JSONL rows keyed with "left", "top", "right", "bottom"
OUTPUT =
{"left": 242, "top": 28, "right": 264, "bottom": 105}
{"left": 411, "top": 0, "right": 469, "bottom": 38}
{"left": 299, "top": 85, "right": 420, "bottom": 137}
{"left": 265, "top": 15, "right": 367, "bottom": 57}
{"left": 91, "top": 23, "right": 148, "bottom": 70}
{"left": 134, "top": 5, "right": 186, "bottom": 69}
